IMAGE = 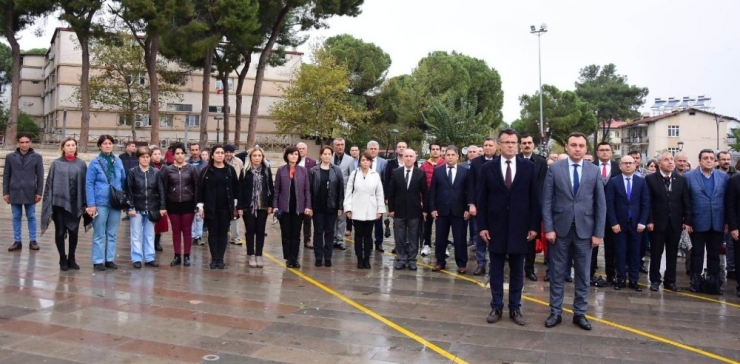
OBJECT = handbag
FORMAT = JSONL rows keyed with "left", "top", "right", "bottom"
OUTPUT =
{"left": 97, "top": 159, "right": 128, "bottom": 210}
{"left": 147, "top": 210, "right": 162, "bottom": 223}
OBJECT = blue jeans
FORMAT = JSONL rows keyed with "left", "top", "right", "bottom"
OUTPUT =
{"left": 11, "top": 203, "right": 37, "bottom": 242}
{"left": 91, "top": 205, "right": 121, "bottom": 264}
{"left": 130, "top": 212, "right": 155, "bottom": 263}
{"left": 192, "top": 213, "right": 204, "bottom": 238}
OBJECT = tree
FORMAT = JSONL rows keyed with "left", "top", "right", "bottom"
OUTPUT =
{"left": 421, "top": 91, "right": 491, "bottom": 148}
{"left": 270, "top": 48, "right": 373, "bottom": 140}
{"left": 1, "top": 45, "right": 45, "bottom": 98}
{"left": 58, "top": 0, "right": 104, "bottom": 152}
{"left": 246, "top": 0, "right": 364, "bottom": 149}
{"left": 729, "top": 127, "right": 740, "bottom": 153}
{"left": 323, "top": 33, "right": 390, "bottom": 97}
{"left": 112, "top": 0, "right": 195, "bottom": 145}
{"left": 0, "top": 0, "right": 57, "bottom": 149}
{"left": 74, "top": 34, "right": 181, "bottom": 141}
{"left": 0, "top": 104, "right": 41, "bottom": 140}
{"left": 574, "top": 63, "right": 649, "bottom": 150}
{"left": 515, "top": 84, "right": 597, "bottom": 147}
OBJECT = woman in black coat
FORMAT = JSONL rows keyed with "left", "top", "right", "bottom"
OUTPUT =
{"left": 308, "top": 145, "right": 344, "bottom": 267}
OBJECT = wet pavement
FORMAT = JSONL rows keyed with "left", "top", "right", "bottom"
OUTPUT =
{"left": 0, "top": 187, "right": 739, "bottom": 363}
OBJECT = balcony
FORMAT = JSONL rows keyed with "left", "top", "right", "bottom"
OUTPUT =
{"left": 631, "top": 136, "right": 649, "bottom": 144}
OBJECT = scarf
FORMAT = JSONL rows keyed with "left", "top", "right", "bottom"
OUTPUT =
{"left": 289, "top": 165, "right": 296, "bottom": 179}
{"left": 99, "top": 152, "right": 115, "bottom": 179}
{"left": 251, "top": 166, "right": 264, "bottom": 217}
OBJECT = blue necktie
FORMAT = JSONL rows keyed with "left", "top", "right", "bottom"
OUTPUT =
{"left": 572, "top": 164, "right": 580, "bottom": 195}
{"left": 626, "top": 177, "right": 632, "bottom": 218}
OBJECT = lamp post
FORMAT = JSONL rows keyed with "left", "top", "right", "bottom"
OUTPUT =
{"left": 715, "top": 114, "right": 724, "bottom": 151}
{"left": 214, "top": 114, "right": 224, "bottom": 145}
{"left": 531, "top": 23, "right": 548, "bottom": 156}
{"left": 677, "top": 140, "right": 684, "bottom": 152}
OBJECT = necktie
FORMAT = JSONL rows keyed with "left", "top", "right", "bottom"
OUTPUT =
{"left": 664, "top": 176, "right": 671, "bottom": 189}
{"left": 626, "top": 177, "right": 632, "bottom": 218}
{"left": 505, "top": 160, "right": 512, "bottom": 189}
{"left": 405, "top": 169, "right": 410, "bottom": 188}
{"left": 602, "top": 162, "right": 607, "bottom": 178}
{"left": 572, "top": 164, "right": 580, "bottom": 195}
{"left": 448, "top": 166, "right": 453, "bottom": 185}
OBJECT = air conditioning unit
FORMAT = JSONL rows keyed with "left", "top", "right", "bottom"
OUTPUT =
{"left": 135, "top": 121, "right": 141, "bottom": 127}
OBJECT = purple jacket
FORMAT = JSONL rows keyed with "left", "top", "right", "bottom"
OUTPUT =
{"left": 273, "top": 164, "right": 312, "bottom": 213}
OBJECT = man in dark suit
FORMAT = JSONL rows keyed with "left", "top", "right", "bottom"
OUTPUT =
{"left": 646, "top": 152, "right": 692, "bottom": 292}
{"left": 384, "top": 141, "right": 407, "bottom": 191}
{"left": 388, "top": 149, "right": 428, "bottom": 271}
{"left": 542, "top": 132, "right": 606, "bottom": 331}
{"left": 724, "top": 172, "right": 740, "bottom": 298}
{"left": 518, "top": 133, "right": 547, "bottom": 281}
{"left": 478, "top": 129, "right": 540, "bottom": 326}
{"left": 297, "top": 142, "right": 318, "bottom": 248}
{"left": 592, "top": 142, "right": 621, "bottom": 286}
{"left": 685, "top": 149, "right": 728, "bottom": 294}
{"left": 430, "top": 145, "right": 473, "bottom": 274}
{"left": 606, "top": 155, "right": 650, "bottom": 291}
{"left": 467, "top": 138, "right": 498, "bottom": 276}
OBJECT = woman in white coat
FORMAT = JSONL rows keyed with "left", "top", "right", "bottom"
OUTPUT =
{"left": 344, "top": 151, "right": 386, "bottom": 269}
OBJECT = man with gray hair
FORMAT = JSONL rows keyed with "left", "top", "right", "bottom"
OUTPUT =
{"left": 388, "top": 149, "right": 427, "bottom": 270}
{"left": 367, "top": 140, "right": 388, "bottom": 252}
{"left": 332, "top": 138, "right": 355, "bottom": 250}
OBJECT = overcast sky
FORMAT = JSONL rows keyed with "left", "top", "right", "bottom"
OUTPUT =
{"left": 11, "top": 0, "right": 740, "bottom": 124}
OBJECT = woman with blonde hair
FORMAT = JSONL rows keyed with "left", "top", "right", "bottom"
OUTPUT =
{"left": 238, "top": 146, "right": 274, "bottom": 267}
{"left": 41, "top": 137, "right": 88, "bottom": 270}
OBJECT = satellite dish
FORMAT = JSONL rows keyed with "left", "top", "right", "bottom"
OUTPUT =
{"left": 541, "top": 23, "right": 548, "bottom": 30}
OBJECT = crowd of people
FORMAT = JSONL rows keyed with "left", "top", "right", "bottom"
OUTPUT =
{"left": 3, "top": 129, "right": 739, "bottom": 329}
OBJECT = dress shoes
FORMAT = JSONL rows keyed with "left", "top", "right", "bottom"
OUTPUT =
{"left": 649, "top": 282, "right": 660, "bottom": 291}
{"left": 104, "top": 261, "right": 118, "bottom": 269}
{"left": 183, "top": 255, "right": 191, "bottom": 267}
{"left": 628, "top": 281, "right": 642, "bottom": 292}
{"left": 565, "top": 276, "right": 574, "bottom": 283}
{"left": 67, "top": 256, "right": 80, "bottom": 270}
{"left": 509, "top": 309, "right": 526, "bottom": 326}
{"left": 170, "top": 255, "right": 182, "bottom": 266}
{"left": 408, "top": 261, "right": 417, "bottom": 270}
{"left": 473, "top": 266, "right": 486, "bottom": 276}
{"left": 391, "top": 248, "right": 397, "bottom": 254}
{"left": 375, "top": 246, "right": 385, "bottom": 253}
{"left": 614, "top": 280, "right": 626, "bottom": 290}
{"left": 592, "top": 276, "right": 611, "bottom": 287}
{"left": 664, "top": 283, "right": 680, "bottom": 292}
{"left": 394, "top": 261, "right": 406, "bottom": 270}
{"left": 29, "top": 241, "right": 40, "bottom": 250}
{"left": 133, "top": 261, "right": 142, "bottom": 269}
{"left": 315, "top": 259, "right": 323, "bottom": 267}
{"left": 526, "top": 272, "right": 538, "bottom": 282}
{"left": 432, "top": 265, "right": 445, "bottom": 272}
{"left": 544, "top": 275, "right": 550, "bottom": 282}
{"left": 93, "top": 264, "right": 106, "bottom": 271}
{"left": 572, "top": 315, "right": 592, "bottom": 330}
{"left": 486, "top": 308, "right": 502, "bottom": 324}
{"left": 457, "top": 267, "right": 467, "bottom": 275}
{"left": 145, "top": 261, "right": 159, "bottom": 267}
{"left": 8, "top": 242, "right": 21, "bottom": 252}
{"left": 544, "top": 313, "right": 562, "bottom": 328}
{"left": 324, "top": 259, "right": 332, "bottom": 267}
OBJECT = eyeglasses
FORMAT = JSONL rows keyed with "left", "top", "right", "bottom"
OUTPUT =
{"left": 500, "top": 141, "right": 518, "bottom": 145}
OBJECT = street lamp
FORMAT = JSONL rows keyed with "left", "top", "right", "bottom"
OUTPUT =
{"left": 531, "top": 23, "right": 548, "bottom": 156}
{"left": 677, "top": 140, "right": 684, "bottom": 152}
{"left": 715, "top": 114, "right": 724, "bottom": 150}
{"left": 214, "top": 114, "right": 224, "bottom": 144}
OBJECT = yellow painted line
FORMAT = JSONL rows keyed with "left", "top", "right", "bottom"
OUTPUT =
{"left": 637, "top": 283, "right": 740, "bottom": 309}
{"left": 262, "top": 253, "right": 469, "bottom": 364}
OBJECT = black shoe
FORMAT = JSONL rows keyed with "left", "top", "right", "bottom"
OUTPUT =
{"left": 217, "top": 260, "right": 225, "bottom": 269}
{"left": 572, "top": 315, "right": 592, "bottom": 330}
{"left": 67, "top": 255, "right": 80, "bottom": 270}
{"left": 315, "top": 259, "right": 323, "bottom": 267}
{"left": 292, "top": 259, "right": 300, "bottom": 269}
{"left": 565, "top": 276, "right": 573, "bottom": 283}
{"left": 473, "top": 266, "right": 486, "bottom": 276}
{"left": 210, "top": 261, "right": 218, "bottom": 269}
{"left": 357, "top": 258, "right": 364, "bottom": 269}
{"left": 391, "top": 248, "right": 397, "bottom": 254}
{"left": 650, "top": 282, "right": 660, "bottom": 291}
{"left": 526, "top": 272, "right": 538, "bottom": 282}
{"left": 726, "top": 271, "right": 736, "bottom": 280}
{"left": 183, "top": 255, "right": 191, "bottom": 267}
{"left": 145, "top": 261, "right": 159, "bottom": 267}
{"left": 29, "top": 241, "right": 39, "bottom": 250}
{"left": 395, "top": 261, "right": 406, "bottom": 270}
{"left": 93, "top": 263, "right": 106, "bottom": 271}
{"left": 664, "top": 283, "right": 680, "bottom": 292}
{"left": 325, "top": 259, "right": 332, "bottom": 268}
{"left": 59, "top": 255, "right": 69, "bottom": 271}
{"left": 628, "top": 282, "right": 642, "bottom": 291}
{"left": 592, "top": 276, "right": 612, "bottom": 287}
{"left": 8, "top": 242, "right": 21, "bottom": 252}
{"left": 133, "top": 261, "right": 142, "bottom": 269}
{"left": 105, "top": 261, "right": 118, "bottom": 270}
{"left": 614, "top": 280, "right": 626, "bottom": 290}
{"left": 486, "top": 308, "right": 502, "bottom": 324}
{"left": 544, "top": 275, "right": 550, "bottom": 282}
{"left": 155, "top": 243, "right": 163, "bottom": 252}
{"left": 170, "top": 255, "right": 182, "bottom": 266}
{"left": 408, "top": 262, "right": 417, "bottom": 270}
{"left": 363, "top": 257, "right": 371, "bottom": 269}
{"left": 509, "top": 309, "right": 526, "bottom": 326}
{"left": 544, "top": 313, "right": 562, "bottom": 328}
{"left": 375, "top": 246, "right": 385, "bottom": 253}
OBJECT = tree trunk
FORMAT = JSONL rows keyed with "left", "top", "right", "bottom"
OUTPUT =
{"left": 146, "top": 37, "right": 160, "bottom": 145}
{"left": 246, "top": 4, "right": 290, "bottom": 148}
{"left": 221, "top": 73, "right": 229, "bottom": 144}
{"left": 233, "top": 52, "right": 251, "bottom": 149}
{"left": 199, "top": 47, "right": 213, "bottom": 147}
{"left": 4, "top": 5, "right": 20, "bottom": 150}
{"left": 78, "top": 35, "right": 91, "bottom": 152}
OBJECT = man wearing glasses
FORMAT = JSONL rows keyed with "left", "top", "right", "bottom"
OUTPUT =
{"left": 592, "top": 142, "right": 621, "bottom": 287}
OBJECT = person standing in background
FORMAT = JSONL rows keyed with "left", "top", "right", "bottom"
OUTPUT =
{"left": 225, "top": 144, "right": 244, "bottom": 246}
{"left": 4, "top": 133, "right": 44, "bottom": 252}
{"left": 188, "top": 143, "right": 207, "bottom": 246}
{"left": 297, "top": 142, "right": 317, "bottom": 249}
{"left": 331, "top": 138, "right": 355, "bottom": 250}
{"left": 150, "top": 146, "right": 167, "bottom": 252}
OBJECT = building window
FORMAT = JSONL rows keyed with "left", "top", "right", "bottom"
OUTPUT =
{"left": 215, "top": 79, "right": 233, "bottom": 92}
{"left": 160, "top": 114, "right": 174, "bottom": 128}
{"left": 668, "top": 125, "right": 679, "bottom": 137}
{"left": 668, "top": 147, "right": 679, "bottom": 155}
{"left": 186, "top": 114, "right": 199, "bottom": 127}
{"left": 167, "top": 103, "right": 193, "bottom": 112}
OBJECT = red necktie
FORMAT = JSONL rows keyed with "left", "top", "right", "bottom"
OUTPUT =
{"left": 601, "top": 162, "right": 607, "bottom": 178}
{"left": 505, "top": 161, "right": 512, "bottom": 189}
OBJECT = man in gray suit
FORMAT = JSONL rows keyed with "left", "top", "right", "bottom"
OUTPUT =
{"left": 332, "top": 138, "right": 355, "bottom": 250}
{"left": 542, "top": 132, "right": 606, "bottom": 331}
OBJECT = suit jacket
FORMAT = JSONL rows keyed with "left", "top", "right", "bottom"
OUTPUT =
{"left": 594, "top": 160, "right": 621, "bottom": 187}
{"left": 519, "top": 153, "right": 547, "bottom": 193}
{"left": 542, "top": 159, "right": 606, "bottom": 239}
{"left": 477, "top": 157, "right": 541, "bottom": 254}
{"left": 332, "top": 152, "right": 355, "bottom": 185}
{"left": 725, "top": 173, "right": 740, "bottom": 232}
{"left": 685, "top": 169, "right": 729, "bottom": 232}
{"left": 384, "top": 158, "right": 402, "bottom": 192}
{"left": 468, "top": 154, "right": 496, "bottom": 205}
{"left": 373, "top": 156, "right": 388, "bottom": 176}
{"left": 272, "top": 165, "right": 312, "bottom": 213}
{"left": 429, "top": 164, "right": 473, "bottom": 217}
{"left": 387, "top": 166, "right": 428, "bottom": 219}
{"left": 646, "top": 171, "right": 692, "bottom": 232}
{"left": 302, "top": 157, "right": 317, "bottom": 171}
{"left": 605, "top": 175, "right": 650, "bottom": 230}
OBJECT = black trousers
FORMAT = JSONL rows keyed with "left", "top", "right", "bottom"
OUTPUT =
{"left": 591, "top": 230, "right": 616, "bottom": 281}
{"left": 422, "top": 215, "right": 434, "bottom": 247}
{"left": 313, "top": 211, "right": 337, "bottom": 260}
{"left": 205, "top": 209, "right": 231, "bottom": 262}
{"left": 649, "top": 227, "right": 681, "bottom": 285}
{"left": 301, "top": 214, "right": 312, "bottom": 243}
{"left": 243, "top": 210, "right": 268, "bottom": 256}
{"left": 279, "top": 212, "right": 303, "bottom": 262}
{"left": 52, "top": 206, "right": 80, "bottom": 258}
{"left": 525, "top": 240, "right": 536, "bottom": 274}
{"left": 690, "top": 230, "right": 723, "bottom": 276}
{"left": 733, "top": 239, "right": 740, "bottom": 291}
{"left": 353, "top": 220, "right": 374, "bottom": 259}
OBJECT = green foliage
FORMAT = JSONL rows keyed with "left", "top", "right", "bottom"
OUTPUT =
{"left": 421, "top": 91, "right": 491, "bottom": 148}
{"left": 0, "top": 105, "right": 41, "bottom": 140}
{"left": 574, "top": 63, "right": 649, "bottom": 144}
{"left": 324, "top": 34, "right": 391, "bottom": 96}
{"left": 270, "top": 47, "right": 374, "bottom": 140}
{"left": 0, "top": 43, "right": 10, "bottom": 86}
{"left": 515, "top": 84, "right": 597, "bottom": 147}
{"left": 729, "top": 127, "right": 740, "bottom": 153}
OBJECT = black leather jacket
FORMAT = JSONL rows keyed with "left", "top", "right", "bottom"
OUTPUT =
{"left": 126, "top": 166, "right": 166, "bottom": 211}
{"left": 162, "top": 163, "right": 199, "bottom": 203}
{"left": 197, "top": 164, "right": 239, "bottom": 217}
{"left": 238, "top": 166, "right": 274, "bottom": 210}
{"left": 309, "top": 164, "right": 345, "bottom": 211}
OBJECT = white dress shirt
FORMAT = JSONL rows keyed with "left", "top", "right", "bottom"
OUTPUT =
{"left": 568, "top": 158, "right": 583, "bottom": 189}
{"left": 445, "top": 164, "right": 457, "bottom": 184}
{"left": 599, "top": 160, "right": 611, "bottom": 177}
{"left": 404, "top": 167, "right": 413, "bottom": 189}
{"left": 501, "top": 157, "right": 516, "bottom": 181}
